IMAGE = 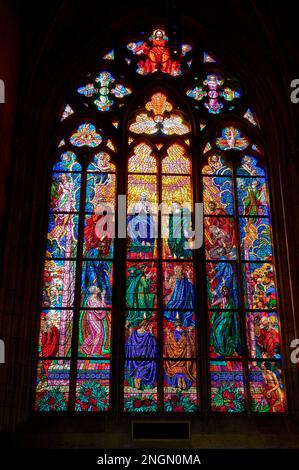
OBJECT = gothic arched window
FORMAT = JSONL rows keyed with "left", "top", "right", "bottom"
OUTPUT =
{"left": 35, "top": 27, "right": 286, "bottom": 414}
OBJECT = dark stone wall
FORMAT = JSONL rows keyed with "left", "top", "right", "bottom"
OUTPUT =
{"left": 0, "top": 0, "right": 19, "bottom": 221}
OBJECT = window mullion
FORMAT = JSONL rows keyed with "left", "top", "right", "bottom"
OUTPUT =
{"left": 69, "top": 158, "right": 89, "bottom": 411}
{"left": 231, "top": 155, "right": 252, "bottom": 416}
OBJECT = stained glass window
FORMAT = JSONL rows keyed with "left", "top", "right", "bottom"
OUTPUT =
{"left": 124, "top": 92, "right": 198, "bottom": 413}
{"left": 35, "top": 25, "right": 286, "bottom": 415}
{"left": 36, "top": 145, "right": 116, "bottom": 412}
{"left": 202, "top": 148, "right": 285, "bottom": 413}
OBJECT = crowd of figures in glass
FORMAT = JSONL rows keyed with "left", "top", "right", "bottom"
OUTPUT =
{"left": 203, "top": 136, "right": 284, "bottom": 412}
{"left": 124, "top": 92, "right": 198, "bottom": 412}
{"left": 36, "top": 145, "right": 115, "bottom": 412}
{"left": 35, "top": 26, "right": 285, "bottom": 414}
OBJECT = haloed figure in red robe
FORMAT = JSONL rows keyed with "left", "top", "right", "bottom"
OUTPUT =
{"left": 84, "top": 201, "right": 113, "bottom": 258}
{"left": 129, "top": 29, "right": 181, "bottom": 76}
{"left": 255, "top": 316, "right": 280, "bottom": 358}
{"left": 40, "top": 313, "right": 59, "bottom": 379}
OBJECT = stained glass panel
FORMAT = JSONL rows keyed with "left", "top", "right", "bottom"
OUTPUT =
{"left": 203, "top": 176, "right": 234, "bottom": 216}
{"left": 129, "top": 113, "right": 157, "bottom": 135}
{"left": 186, "top": 73, "right": 240, "bottom": 114}
{"left": 243, "top": 262, "right": 277, "bottom": 309}
{"left": 126, "top": 262, "right": 157, "bottom": 310}
{"left": 46, "top": 213, "right": 78, "bottom": 258}
{"left": 35, "top": 360, "right": 70, "bottom": 411}
{"left": 53, "top": 152, "right": 81, "bottom": 172}
{"left": 125, "top": 320, "right": 158, "bottom": 365}
{"left": 87, "top": 152, "right": 116, "bottom": 173}
{"left": 163, "top": 312, "right": 196, "bottom": 355}
{"left": 127, "top": 174, "right": 158, "bottom": 213}
{"left": 78, "top": 310, "right": 111, "bottom": 357}
{"left": 162, "top": 114, "right": 191, "bottom": 135}
{"left": 124, "top": 310, "right": 158, "bottom": 408}
{"left": 206, "top": 262, "right": 239, "bottom": 309}
{"left": 77, "top": 71, "right": 131, "bottom": 112}
{"left": 125, "top": 310, "right": 157, "bottom": 339}
{"left": 243, "top": 109, "right": 259, "bottom": 127}
{"left": 127, "top": 214, "right": 157, "bottom": 259}
{"left": 210, "top": 361, "right": 245, "bottom": 412}
{"left": 124, "top": 361, "right": 157, "bottom": 412}
{"left": 237, "top": 177, "right": 269, "bottom": 216}
{"left": 204, "top": 217, "right": 236, "bottom": 260}
{"left": 81, "top": 260, "right": 113, "bottom": 307}
{"left": 70, "top": 123, "right": 102, "bottom": 147}
{"left": 129, "top": 112, "right": 190, "bottom": 135}
{"left": 60, "top": 104, "right": 74, "bottom": 121}
{"left": 162, "top": 175, "right": 192, "bottom": 212}
{"left": 246, "top": 311, "right": 281, "bottom": 359}
{"left": 249, "top": 361, "right": 285, "bottom": 412}
{"left": 202, "top": 154, "right": 232, "bottom": 175}
{"left": 129, "top": 93, "right": 190, "bottom": 135}
{"left": 163, "top": 262, "right": 195, "bottom": 310}
{"left": 127, "top": 29, "right": 190, "bottom": 77}
{"left": 164, "top": 361, "right": 198, "bottom": 411}
{"left": 50, "top": 173, "right": 81, "bottom": 212}
{"left": 76, "top": 360, "right": 110, "bottom": 411}
{"left": 203, "top": 142, "right": 212, "bottom": 153}
{"left": 38, "top": 310, "right": 73, "bottom": 358}
{"left": 209, "top": 311, "right": 241, "bottom": 358}
{"left": 216, "top": 127, "right": 249, "bottom": 151}
{"left": 128, "top": 143, "right": 157, "bottom": 173}
{"left": 83, "top": 213, "right": 114, "bottom": 259}
{"left": 237, "top": 155, "right": 265, "bottom": 177}
{"left": 162, "top": 144, "right": 191, "bottom": 174}
{"left": 42, "top": 260, "right": 76, "bottom": 308}
{"left": 239, "top": 217, "right": 272, "bottom": 261}
{"left": 161, "top": 206, "right": 193, "bottom": 259}
{"left": 86, "top": 173, "right": 116, "bottom": 212}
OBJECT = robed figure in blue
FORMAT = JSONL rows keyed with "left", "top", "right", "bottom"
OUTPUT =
{"left": 81, "top": 247, "right": 112, "bottom": 306}
{"left": 164, "top": 265, "right": 195, "bottom": 327}
{"left": 125, "top": 317, "right": 157, "bottom": 390}
{"left": 127, "top": 192, "right": 156, "bottom": 255}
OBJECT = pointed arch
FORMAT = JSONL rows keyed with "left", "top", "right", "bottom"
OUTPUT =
{"left": 34, "top": 24, "right": 286, "bottom": 415}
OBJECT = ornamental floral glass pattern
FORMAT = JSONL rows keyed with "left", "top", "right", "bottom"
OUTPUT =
{"left": 77, "top": 71, "right": 131, "bottom": 112}
{"left": 70, "top": 123, "right": 102, "bottom": 147}
{"left": 35, "top": 24, "right": 286, "bottom": 415}
{"left": 129, "top": 92, "right": 191, "bottom": 135}
{"left": 186, "top": 73, "right": 241, "bottom": 114}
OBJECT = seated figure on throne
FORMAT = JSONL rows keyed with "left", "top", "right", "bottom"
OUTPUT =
{"left": 128, "top": 29, "right": 181, "bottom": 76}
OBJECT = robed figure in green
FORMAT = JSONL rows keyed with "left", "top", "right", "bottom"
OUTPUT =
{"left": 126, "top": 265, "right": 155, "bottom": 327}
{"left": 168, "top": 202, "right": 192, "bottom": 259}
